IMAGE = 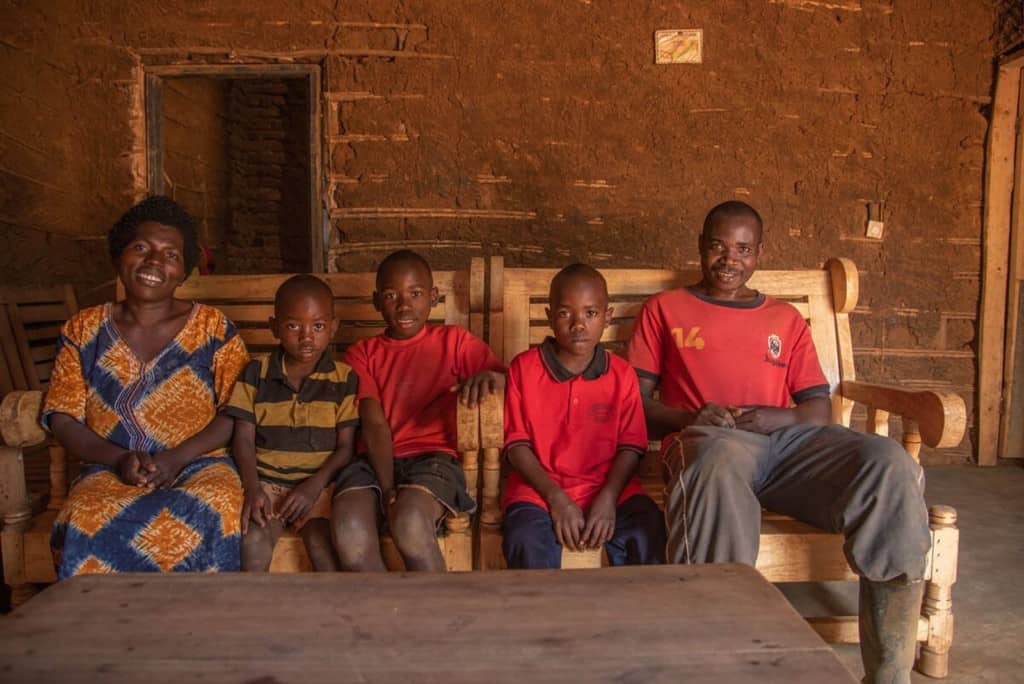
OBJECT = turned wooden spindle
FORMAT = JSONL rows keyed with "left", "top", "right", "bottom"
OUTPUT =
{"left": 901, "top": 418, "right": 922, "bottom": 463}
{"left": 865, "top": 405, "right": 889, "bottom": 437}
{"left": 461, "top": 448, "right": 479, "bottom": 505}
{"left": 47, "top": 445, "right": 68, "bottom": 511}
{"left": 917, "top": 505, "right": 958, "bottom": 678}
{"left": 480, "top": 447, "right": 502, "bottom": 526}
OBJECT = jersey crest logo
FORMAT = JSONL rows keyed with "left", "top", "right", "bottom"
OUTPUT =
{"left": 768, "top": 334, "right": 782, "bottom": 358}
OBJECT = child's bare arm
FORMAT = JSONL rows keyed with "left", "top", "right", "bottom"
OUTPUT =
{"left": 359, "top": 398, "right": 396, "bottom": 506}
{"left": 507, "top": 444, "right": 585, "bottom": 552}
{"left": 233, "top": 419, "right": 272, "bottom": 533}
{"left": 277, "top": 425, "right": 356, "bottom": 524}
{"left": 582, "top": 449, "right": 643, "bottom": 549}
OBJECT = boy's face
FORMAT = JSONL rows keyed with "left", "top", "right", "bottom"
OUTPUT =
{"left": 373, "top": 260, "right": 438, "bottom": 340}
{"left": 698, "top": 214, "right": 762, "bottom": 298}
{"left": 270, "top": 291, "right": 338, "bottom": 365}
{"left": 545, "top": 275, "right": 612, "bottom": 357}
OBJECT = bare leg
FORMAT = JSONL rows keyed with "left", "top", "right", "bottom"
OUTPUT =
{"left": 332, "top": 489, "right": 386, "bottom": 572}
{"left": 241, "top": 518, "right": 284, "bottom": 571}
{"left": 301, "top": 518, "right": 340, "bottom": 571}
{"left": 390, "top": 487, "right": 445, "bottom": 572}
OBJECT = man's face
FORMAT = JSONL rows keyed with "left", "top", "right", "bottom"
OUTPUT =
{"left": 546, "top": 275, "right": 612, "bottom": 357}
{"left": 373, "top": 261, "right": 438, "bottom": 340}
{"left": 270, "top": 291, "right": 338, "bottom": 366}
{"left": 698, "top": 214, "right": 762, "bottom": 297}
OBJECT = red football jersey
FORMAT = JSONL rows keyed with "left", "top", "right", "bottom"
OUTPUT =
{"left": 626, "top": 289, "right": 829, "bottom": 413}
{"left": 345, "top": 325, "right": 504, "bottom": 458}
{"left": 503, "top": 340, "right": 648, "bottom": 512}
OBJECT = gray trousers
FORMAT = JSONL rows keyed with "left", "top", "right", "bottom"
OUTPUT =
{"left": 664, "top": 424, "right": 930, "bottom": 582}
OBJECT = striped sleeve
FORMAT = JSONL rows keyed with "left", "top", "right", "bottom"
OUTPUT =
{"left": 336, "top": 363, "right": 360, "bottom": 428}
{"left": 222, "top": 358, "right": 262, "bottom": 423}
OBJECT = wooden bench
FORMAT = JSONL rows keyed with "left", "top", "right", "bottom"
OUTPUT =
{"left": 0, "top": 260, "right": 486, "bottom": 601}
{"left": 477, "top": 256, "right": 964, "bottom": 678}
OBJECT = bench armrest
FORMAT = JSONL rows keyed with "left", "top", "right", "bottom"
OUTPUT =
{"left": 838, "top": 381, "right": 966, "bottom": 449}
{"left": 0, "top": 391, "right": 46, "bottom": 449}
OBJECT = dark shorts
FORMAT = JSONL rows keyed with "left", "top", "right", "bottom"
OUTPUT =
{"left": 333, "top": 452, "right": 476, "bottom": 519}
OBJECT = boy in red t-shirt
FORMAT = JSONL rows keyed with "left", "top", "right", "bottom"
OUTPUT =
{"left": 333, "top": 250, "right": 504, "bottom": 572}
{"left": 502, "top": 264, "right": 665, "bottom": 568}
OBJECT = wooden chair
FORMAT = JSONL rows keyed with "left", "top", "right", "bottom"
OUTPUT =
{"left": 0, "top": 262, "right": 484, "bottom": 603}
{"left": 478, "top": 256, "right": 964, "bottom": 678}
{"left": 0, "top": 286, "right": 79, "bottom": 607}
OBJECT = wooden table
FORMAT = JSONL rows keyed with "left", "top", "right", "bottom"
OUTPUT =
{"left": 0, "top": 564, "right": 856, "bottom": 683}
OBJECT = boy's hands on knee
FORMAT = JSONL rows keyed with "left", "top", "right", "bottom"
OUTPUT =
{"left": 693, "top": 403, "right": 736, "bottom": 429}
{"left": 242, "top": 486, "right": 274, "bottom": 534}
{"left": 277, "top": 478, "right": 322, "bottom": 525}
{"left": 582, "top": 491, "right": 616, "bottom": 549}
{"left": 453, "top": 370, "right": 505, "bottom": 406}
{"left": 548, "top": 490, "right": 585, "bottom": 552}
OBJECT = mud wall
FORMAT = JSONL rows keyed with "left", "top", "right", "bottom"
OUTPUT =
{"left": 0, "top": 1, "right": 997, "bottom": 462}
{"left": 162, "top": 77, "right": 229, "bottom": 266}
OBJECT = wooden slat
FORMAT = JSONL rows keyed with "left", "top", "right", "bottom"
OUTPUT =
{"left": 14, "top": 303, "right": 70, "bottom": 325}
{"left": 215, "top": 301, "right": 448, "bottom": 324}
{"left": 29, "top": 344, "right": 56, "bottom": 363}
{"left": 0, "top": 285, "right": 72, "bottom": 305}
{"left": 0, "top": 306, "right": 29, "bottom": 391}
{"left": 23, "top": 324, "right": 63, "bottom": 342}
{"left": 978, "top": 64, "right": 1022, "bottom": 465}
{"left": 7, "top": 305, "right": 40, "bottom": 391}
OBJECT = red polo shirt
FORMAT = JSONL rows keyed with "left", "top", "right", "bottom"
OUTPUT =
{"left": 503, "top": 338, "right": 649, "bottom": 512}
{"left": 626, "top": 288, "right": 829, "bottom": 453}
{"left": 345, "top": 325, "right": 504, "bottom": 459}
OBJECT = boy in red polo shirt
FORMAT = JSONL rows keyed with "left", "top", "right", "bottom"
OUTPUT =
{"left": 502, "top": 263, "right": 665, "bottom": 569}
{"left": 332, "top": 250, "right": 504, "bottom": 572}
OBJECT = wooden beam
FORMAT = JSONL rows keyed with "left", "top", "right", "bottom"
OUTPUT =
{"left": 978, "top": 64, "right": 1022, "bottom": 465}
{"left": 999, "top": 76, "right": 1024, "bottom": 459}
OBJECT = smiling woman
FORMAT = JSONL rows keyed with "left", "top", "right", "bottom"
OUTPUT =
{"left": 40, "top": 196, "right": 249, "bottom": 577}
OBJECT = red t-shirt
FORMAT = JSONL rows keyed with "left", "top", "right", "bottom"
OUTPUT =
{"left": 626, "top": 289, "right": 829, "bottom": 438}
{"left": 345, "top": 325, "right": 504, "bottom": 459}
{"left": 503, "top": 339, "right": 649, "bottom": 512}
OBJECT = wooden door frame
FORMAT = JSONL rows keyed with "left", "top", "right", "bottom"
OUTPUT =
{"left": 979, "top": 49, "right": 1024, "bottom": 465}
{"left": 141, "top": 63, "right": 326, "bottom": 272}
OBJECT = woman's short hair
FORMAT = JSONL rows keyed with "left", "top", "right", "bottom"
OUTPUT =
{"left": 108, "top": 196, "right": 200, "bottom": 277}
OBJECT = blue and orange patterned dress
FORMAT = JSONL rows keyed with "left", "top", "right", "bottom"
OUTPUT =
{"left": 41, "top": 302, "right": 248, "bottom": 578}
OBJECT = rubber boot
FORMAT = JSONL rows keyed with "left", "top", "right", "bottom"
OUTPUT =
{"left": 859, "top": 577, "right": 925, "bottom": 684}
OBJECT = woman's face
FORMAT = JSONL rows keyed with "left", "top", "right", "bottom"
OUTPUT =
{"left": 116, "top": 221, "right": 187, "bottom": 303}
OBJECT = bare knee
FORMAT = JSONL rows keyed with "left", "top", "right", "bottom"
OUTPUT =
{"left": 331, "top": 489, "right": 384, "bottom": 571}
{"left": 301, "top": 518, "right": 339, "bottom": 572}
{"left": 389, "top": 489, "right": 443, "bottom": 567}
{"left": 241, "top": 525, "right": 276, "bottom": 572}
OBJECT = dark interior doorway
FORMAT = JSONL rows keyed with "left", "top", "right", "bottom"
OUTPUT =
{"left": 145, "top": 66, "right": 322, "bottom": 274}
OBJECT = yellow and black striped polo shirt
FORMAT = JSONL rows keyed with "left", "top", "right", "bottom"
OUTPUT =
{"left": 224, "top": 348, "right": 359, "bottom": 487}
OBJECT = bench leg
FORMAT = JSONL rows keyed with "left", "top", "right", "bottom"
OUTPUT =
{"left": 916, "top": 505, "right": 958, "bottom": 678}
{"left": 1, "top": 445, "right": 37, "bottom": 608}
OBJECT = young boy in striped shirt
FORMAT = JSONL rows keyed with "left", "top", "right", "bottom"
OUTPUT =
{"left": 224, "top": 275, "right": 359, "bottom": 571}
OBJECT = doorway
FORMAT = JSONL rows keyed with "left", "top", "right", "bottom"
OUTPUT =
{"left": 979, "top": 49, "right": 1024, "bottom": 463}
{"left": 144, "top": 65, "right": 323, "bottom": 274}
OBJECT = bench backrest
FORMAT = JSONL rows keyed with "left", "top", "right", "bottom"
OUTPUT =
{"left": 0, "top": 286, "right": 80, "bottom": 395}
{"left": 116, "top": 259, "right": 485, "bottom": 357}
{"left": 489, "top": 257, "right": 859, "bottom": 426}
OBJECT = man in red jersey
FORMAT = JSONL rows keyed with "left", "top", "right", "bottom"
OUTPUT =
{"left": 627, "top": 201, "right": 929, "bottom": 684}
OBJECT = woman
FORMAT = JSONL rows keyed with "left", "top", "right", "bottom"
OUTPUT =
{"left": 43, "top": 196, "right": 248, "bottom": 576}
